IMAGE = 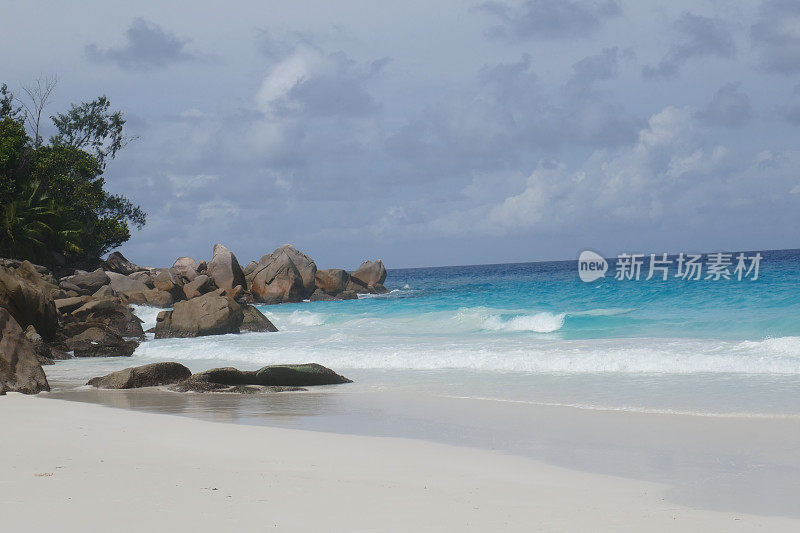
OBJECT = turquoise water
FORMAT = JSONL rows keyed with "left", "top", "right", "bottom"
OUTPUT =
{"left": 51, "top": 249, "right": 800, "bottom": 415}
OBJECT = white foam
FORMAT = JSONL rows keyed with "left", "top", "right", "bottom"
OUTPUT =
{"left": 482, "top": 312, "right": 565, "bottom": 333}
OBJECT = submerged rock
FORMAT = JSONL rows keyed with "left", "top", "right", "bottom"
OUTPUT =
{"left": 254, "top": 363, "right": 352, "bottom": 386}
{"left": 87, "top": 362, "right": 192, "bottom": 389}
{"left": 170, "top": 366, "right": 304, "bottom": 393}
{"left": 0, "top": 309, "right": 50, "bottom": 394}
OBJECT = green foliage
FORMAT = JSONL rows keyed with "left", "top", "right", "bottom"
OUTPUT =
{"left": 0, "top": 180, "right": 82, "bottom": 262}
{"left": 50, "top": 96, "right": 128, "bottom": 168}
{"left": 0, "top": 118, "right": 30, "bottom": 206}
{"left": 0, "top": 84, "right": 23, "bottom": 122}
{"left": 0, "top": 84, "right": 146, "bottom": 265}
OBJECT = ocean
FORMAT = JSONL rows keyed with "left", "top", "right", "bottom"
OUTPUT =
{"left": 49, "top": 248, "right": 800, "bottom": 416}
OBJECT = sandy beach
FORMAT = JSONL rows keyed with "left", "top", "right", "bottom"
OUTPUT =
{"left": 1, "top": 393, "right": 798, "bottom": 532}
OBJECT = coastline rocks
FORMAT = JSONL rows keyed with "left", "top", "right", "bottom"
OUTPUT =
{"left": 154, "top": 289, "right": 243, "bottom": 338}
{"left": 348, "top": 260, "right": 388, "bottom": 294}
{"left": 123, "top": 288, "right": 174, "bottom": 308}
{"left": 0, "top": 265, "right": 59, "bottom": 340}
{"left": 182, "top": 274, "right": 213, "bottom": 300}
{"left": 241, "top": 304, "right": 278, "bottom": 332}
{"left": 129, "top": 270, "right": 155, "bottom": 289}
{"left": 314, "top": 268, "right": 350, "bottom": 295}
{"left": 170, "top": 366, "right": 305, "bottom": 394}
{"left": 87, "top": 362, "right": 192, "bottom": 389}
{"left": 153, "top": 268, "right": 185, "bottom": 300}
{"left": 172, "top": 257, "right": 199, "bottom": 282}
{"left": 106, "top": 271, "right": 150, "bottom": 294}
{"left": 169, "top": 363, "right": 348, "bottom": 392}
{"left": 0, "top": 309, "right": 49, "bottom": 395}
{"left": 71, "top": 298, "right": 145, "bottom": 339}
{"left": 250, "top": 251, "right": 305, "bottom": 304}
{"left": 265, "top": 245, "right": 317, "bottom": 298}
{"left": 309, "top": 289, "right": 357, "bottom": 302}
{"left": 54, "top": 296, "right": 91, "bottom": 314}
{"left": 64, "top": 325, "right": 138, "bottom": 357}
{"left": 104, "top": 252, "right": 143, "bottom": 275}
{"left": 61, "top": 268, "right": 110, "bottom": 295}
{"left": 207, "top": 244, "right": 246, "bottom": 293}
{"left": 254, "top": 363, "right": 352, "bottom": 386}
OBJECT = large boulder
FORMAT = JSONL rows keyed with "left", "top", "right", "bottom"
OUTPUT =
{"left": 260, "top": 245, "right": 317, "bottom": 298}
{"left": 250, "top": 251, "right": 305, "bottom": 304}
{"left": 254, "top": 363, "right": 352, "bottom": 386}
{"left": 182, "top": 274, "right": 213, "bottom": 300}
{"left": 154, "top": 289, "right": 243, "bottom": 338}
{"left": 206, "top": 244, "right": 246, "bottom": 292}
{"left": 153, "top": 268, "right": 184, "bottom": 300}
{"left": 61, "top": 268, "right": 110, "bottom": 295}
{"left": 241, "top": 304, "right": 278, "bottom": 332}
{"left": 0, "top": 266, "right": 59, "bottom": 340}
{"left": 129, "top": 270, "right": 155, "bottom": 289}
{"left": 172, "top": 257, "right": 199, "bottom": 282}
{"left": 104, "top": 252, "right": 142, "bottom": 275}
{"left": 54, "top": 296, "right": 92, "bottom": 314}
{"left": 64, "top": 325, "right": 138, "bottom": 357}
{"left": 0, "top": 309, "right": 50, "bottom": 394}
{"left": 347, "top": 260, "right": 388, "bottom": 294}
{"left": 106, "top": 271, "right": 150, "bottom": 294}
{"left": 25, "top": 325, "right": 69, "bottom": 363}
{"left": 87, "top": 362, "right": 192, "bottom": 389}
{"left": 71, "top": 298, "right": 145, "bottom": 338}
{"left": 314, "top": 268, "right": 350, "bottom": 295}
{"left": 123, "top": 288, "right": 174, "bottom": 308}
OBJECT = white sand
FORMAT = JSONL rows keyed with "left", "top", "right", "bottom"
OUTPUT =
{"left": 1, "top": 394, "right": 797, "bottom": 532}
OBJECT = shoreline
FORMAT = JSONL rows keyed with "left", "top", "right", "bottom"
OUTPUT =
{"left": 36, "top": 383, "right": 800, "bottom": 519}
{"left": 3, "top": 393, "right": 799, "bottom": 532}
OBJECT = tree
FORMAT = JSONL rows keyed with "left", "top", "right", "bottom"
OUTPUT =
{"left": 0, "top": 118, "right": 30, "bottom": 206}
{"left": 0, "top": 180, "right": 81, "bottom": 263}
{"left": 0, "top": 84, "right": 23, "bottom": 122}
{"left": 0, "top": 80, "right": 146, "bottom": 265}
{"left": 20, "top": 76, "right": 58, "bottom": 148}
{"left": 30, "top": 144, "right": 145, "bottom": 259}
{"left": 50, "top": 96, "right": 130, "bottom": 168}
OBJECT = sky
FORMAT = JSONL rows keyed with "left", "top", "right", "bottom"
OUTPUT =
{"left": 3, "top": 0, "right": 800, "bottom": 268}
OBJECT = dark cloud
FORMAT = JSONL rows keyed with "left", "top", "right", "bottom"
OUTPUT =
{"left": 566, "top": 47, "right": 620, "bottom": 93}
{"left": 697, "top": 82, "right": 752, "bottom": 127}
{"left": 86, "top": 18, "right": 200, "bottom": 70}
{"left": 751, "top": 0, "right": 800, "bottom": 75}
{"left": 778, "top": 85, "right": 800, "bottom": 125}
{"left": 476, "top": 0, "right": 621, "bottom": 40}
{"left": 643, "top": 13, "right": 735, "bottom": 80}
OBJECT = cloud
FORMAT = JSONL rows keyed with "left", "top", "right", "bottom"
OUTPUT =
{"left": 778, "top": 85, "right": 800, "bottom": 125}
{"left": 643, "top": 13, "right": 735, "bottom": 80}
{"left": 255, "top": 44, "right": 384, "bottom": 118}
{"left": 566, "top": 47, "right": 620, "bottom": 94}
{"left": 697, "top": 82, "right": 752, "bottom": 127}
{"left": 751, "top": 0, "right": 800, "bottom": 75}
{"left": 86, "top": 18, "right": 200, "bottom": 70}
{"left": 476, "top": 0, "right": 621, "bottom": 41}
